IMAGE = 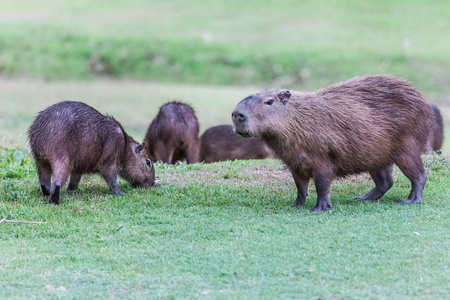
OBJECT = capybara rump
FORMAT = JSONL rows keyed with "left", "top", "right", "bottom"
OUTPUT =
{"left": 144, "top": 101, "right": 199, "bottom": 164}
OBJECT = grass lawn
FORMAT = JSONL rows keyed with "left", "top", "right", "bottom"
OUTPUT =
{"left": 0, "top": 148, "right": 449, "bottom": 299}
{"left": 1, "top": 0, "right": 450, "bottom": 91}
{"left": 1, "top": 0, "right": 449, "bottom": 298}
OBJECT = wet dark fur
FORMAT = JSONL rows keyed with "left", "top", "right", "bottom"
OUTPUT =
{"left": 232, "top": 75, "right": 434, "bottom": 211}
{"left": 28, "top": 101, "right": 155, "bottom": 204}
{"left": 200, "top": 125, "right": 274, "bottom": 163}
{"left": 144, "top": 101, "right": 200, "bottom": 164}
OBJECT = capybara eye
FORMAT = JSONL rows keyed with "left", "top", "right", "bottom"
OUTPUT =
{"left": 146, "top": 159, "right": 152, "bottom": 167}
{"left": 264, "top": 99, "right": 274, "bottom": 105}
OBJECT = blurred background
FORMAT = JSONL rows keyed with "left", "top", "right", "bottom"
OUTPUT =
{"left": 0, "top": 0, "right": 448, "bottom": 152}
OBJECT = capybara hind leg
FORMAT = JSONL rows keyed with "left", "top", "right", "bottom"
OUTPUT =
{"left": 353, "top": 165, "right": 394, "bottom": 201}
{"left": 50, "top": 159, "right": 70, "bottom": 204}
{"left": 186, "top": 144, "right": 199, "bottom": 164}
{"left": 311, "top": 171, "right": 333, "bottom": 212}
{"left": 291, "top": 172, "right": 309, "bottom": 207}
{"left": 36, "top": 159, "right": 52, "bottom": 196}
{"left": 67, "top": 173, "right": 82, "bottom": 192}
{"left": 395, "top": 154, "right": 427, "bottom": 204}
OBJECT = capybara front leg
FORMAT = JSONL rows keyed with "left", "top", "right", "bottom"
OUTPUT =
{"left": 353, "top": 164, "right": 394, "bottom": 201}
{"left": 67, "top": 172, "right": 82, "bottom": 192}
{"left": 291, "top": 172, "right": 309, "bottom": 207}
{"left": 311, "top": 172, "right": 333, "bottom": 212}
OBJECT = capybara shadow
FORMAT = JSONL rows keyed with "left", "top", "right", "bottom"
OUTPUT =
{"left": 232, "top": 75, "right": 435, "bottom": 211}
{"left": 144, "top": 101, "right": 200, "bottom": 164}
{"left": 28, "top": 101, "right": 155, "bottom": 204}
{"left": 200, "top": 125, "right": 274, "bottom": 163}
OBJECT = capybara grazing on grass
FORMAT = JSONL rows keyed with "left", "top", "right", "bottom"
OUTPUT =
{"left": 430, "top": 103, "right": 444, "bottom": 151}
{"left": 28, "top": 101, "right": 155, "bottom": 204}
{"left": 232, "top": 75, "right": 434, "bottom": 211}
{"left": 200, "top": 125, "right": 274, "bottom": 163}
{"left": 144, "top": 101, "right": 199, "bottom": 164}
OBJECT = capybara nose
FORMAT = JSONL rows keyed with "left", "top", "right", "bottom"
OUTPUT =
{"left": 232, "top": 112, "right": 246, "bottom": 123}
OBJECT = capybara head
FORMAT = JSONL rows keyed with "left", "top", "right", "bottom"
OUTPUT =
{"left": 232, "top": 90, "right": 292, "bottom": 138}
{"left": 120, "top": 140, "right": 155, "bottom": 188}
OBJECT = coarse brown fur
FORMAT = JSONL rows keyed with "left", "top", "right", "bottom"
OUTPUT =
{"left": 144, "top": 101, "right": 200, "bottom": 164}
{"left": 200, "top": 125, "right": 274, "bottom": 163}
{"left": 232, "top": 75, "right": 434, "bottom": 211}
{"left": 28, "top": 101, "right": 155, "bottom": 204}
{"left": 429, "top": 103, "right": 444, "bottom": 151}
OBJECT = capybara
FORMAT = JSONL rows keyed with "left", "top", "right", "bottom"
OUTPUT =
{"left": 232, "top": 75, "right": 434, "bottom": 211}
{"left": 429, "top": 103, "right": 444, "bottom": 151}
{"left": 28, "top": 101, "right": 155, "bottom": 204}
{"left": 199, "top": 125, "right": 274, "bottom": 163}
{"left": 144, "top": 101, "right": 199, "bottom": 164}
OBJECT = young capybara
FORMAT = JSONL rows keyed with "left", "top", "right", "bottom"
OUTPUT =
{"left": 430, "top": 103, "right": 444, "bottom": 151}
{"left": 199, "top": 125, "right": 274, "bottom": 163}
{"left": 232, "top": 75, "right": 435, "bottom": 211}
{"left": 28, "top": 101, "right": 155, "bottom": 204}
{"left": 144, "top": 101, "right": 199, "bottom": 164}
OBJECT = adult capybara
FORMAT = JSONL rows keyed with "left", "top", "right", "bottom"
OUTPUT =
{"left": 144, "top": 101, "right": 199, "bottom": 164}
{"left": 200, "top": 125, "right": 274, "bottom": 163}
{"left": 28, "top": 101, "right": 155, "bottom": 204}
{"left": 430, "top": 103, "right": 444, "bottom": 151}
{"left": 232, "top": 75, "right": 434, "bottom": 211}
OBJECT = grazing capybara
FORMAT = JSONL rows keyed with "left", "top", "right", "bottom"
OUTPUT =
{"left": 232, "top": 75, "right": 434, "bottom": 211}
{"left": 144, "top": 101, "right": 199, "bottom": 164}
{"left": 200, "top": 125, "right": 274, "bottom": 163}
{"left": 28, "top": 101, "right": 155, "bottom": 204}
{"left": 429, "top": 103, "right": 444, "bottom": 151}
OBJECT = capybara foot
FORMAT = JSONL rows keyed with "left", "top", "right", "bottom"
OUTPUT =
{"left": 67, "top": 183, "right": 78, "bottom": 192}
{"left": 399, "top": 198, "right": 422, "bottom": 205}
{"left": 310, "top": 202, "right": 333, "bottom": 212}
{"left": 50, "top": 185, "right": 61, "bottom": 205}
{"left": 353, "top": 194, "right": 379, "bottom": 201}
{"left": 41, "top": 184, "right": 50, "bottom": 196}
{"left": 290, "top": 197, "right": 306, "bottom": 208}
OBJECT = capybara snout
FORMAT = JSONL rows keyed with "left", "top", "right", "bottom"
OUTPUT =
{"left": 28, "top": 101, "right": 155, "bottom": 204}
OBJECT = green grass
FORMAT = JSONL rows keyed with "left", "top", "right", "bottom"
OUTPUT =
{"left": 1, "top": 149, "right": 449, "bottom": 299}
{"left": 1, "top": 0, "right": 450, "bottom": 91}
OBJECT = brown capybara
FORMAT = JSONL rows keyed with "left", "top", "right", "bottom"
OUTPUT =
{"left": 429, "top": 103, "right": 444, "bottom": 152}
{"left": 199, "top": 125, "right": 274, "bottom": 163}
{"left": 144, "top": 101, "right": 199, "bottom": 164}
{"left": 232, "top": 75, "right": 434, "bottom": 211}
{"left": 28, "top": 101, "right": 155, "bottom": 204}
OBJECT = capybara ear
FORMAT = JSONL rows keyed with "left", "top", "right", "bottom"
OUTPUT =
{"left": 261, "top": 88, "right": 269, "bottom": 92}
{"left": 135, "top": 143, "right": 145, "bottom": 155}
{"left": 278, "top": 91, "right": 291, "bottom": 105}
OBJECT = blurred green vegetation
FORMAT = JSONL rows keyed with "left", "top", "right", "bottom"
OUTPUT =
{"left": 0, "top": 0, "right": 449, "bottom": 91}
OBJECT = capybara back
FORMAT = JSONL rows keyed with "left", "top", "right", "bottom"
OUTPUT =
{"left": 200, "top": 125, "right": 273, "bottom": 163}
